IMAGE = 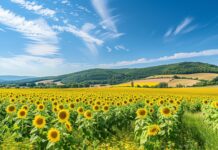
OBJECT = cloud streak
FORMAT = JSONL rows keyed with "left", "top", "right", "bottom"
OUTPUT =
{"left": 53, "top": 24, "right": 103, "bottom": 55}
{"left": 99, "top": 49, "right": 218, "bottom": 68}
{"left": 0, "top": 6, "right": 58, "bottom": 56}
{"left": 10, "top": 0, "right": 56, "bottom": 17}
{"left": 91, "top": 0, "right": 123, "bottom": 39}
{"left": 164, "top": 17, "right": 195, "bottom": 38}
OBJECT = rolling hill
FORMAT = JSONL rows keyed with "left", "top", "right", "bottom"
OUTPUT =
{"left": 0, "top": 75, "right": 34, "bottom": 82}
{"left": 2, "top": 62, "right": 218, "bottom": 86}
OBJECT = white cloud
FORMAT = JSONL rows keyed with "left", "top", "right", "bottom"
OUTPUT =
{"left": 53, "top": 24, "right": 103, "bottom": 55}
{"left": 10, "top": 0, "right": 56, "bottom": 17}
{"left": 164, "top": 28, "right": 173, "bottom": 38}
{"left": 115, "top": 45, "right": 129, "bottom": 51}
{"left": 0, "top": 6, "right": 58, "bottom": 56}
{"left": 61, "top": 0, "right": 70, "bottom": 5}
{"left": 25, "top": 43, "right": 59, "bottom": 56}
{"left": 91, "top": 0, "right": 123, "bottom": 39}
{"left": 77, "top": 5, "right": 91, "bottom": 13}
{"left": 99, "top": 49, "right": 218, "bottom": 68}
{"left": 81, "top": 23, "right": 96, "bottom": 33}
{"left": 164, "top": 17, "right": 194, "bottom": 38}
{"left": 174, "top": 17, "right": 193, "bottom": 35}
{"left": 0, "top": 55, "right": 63, "bottom": 76}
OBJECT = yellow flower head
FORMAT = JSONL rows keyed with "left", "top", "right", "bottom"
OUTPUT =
{"left": 93, "top": 105, "right": 100, "bottom": 111}
{"left": 147, "top": 124, "right": 160, "bottom": 136}
{"left": 77, "top": 107, "right": 84, "bottom": 114}
{"left": 84, "top": 110, "right": 92, "bottom": 119}
{"left": 58, "top": 109, "right": 70, "bottom": 123}
{"left": 37, "top": 104, "right": 45, "bottom": 111}
{"left": 136, "top": 108, "right": 147, "bottom": 119}
{"left": 17, "top": 109, "right": 27, "bottom": 119}
{"left": 160, "top": 107, "right": 171, "bottom": 117}
{"left": 33, "top": 115, "right": 46, "bottom": 129}
{"left": 47, "top": 128, "right": 60, "bottom": 143}
{"left": 102, "top": 105, "right": 109, "bottom": 112}
{"left": 211, "top": 101, "right": 218, "bottom": 108}
{"left": 65, "top": 121, "right": 72, "bottom": 132}
{"left": 6, "top": 105, "right": 16, "bottom": 114}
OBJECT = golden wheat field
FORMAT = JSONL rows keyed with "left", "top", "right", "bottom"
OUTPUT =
{"left": 0, "top": 87, "right": 218, "bottom": 150}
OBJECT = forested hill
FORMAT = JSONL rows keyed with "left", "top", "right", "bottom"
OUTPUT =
{"left": 6, "top": 62, "right": 218, "bottom": 86}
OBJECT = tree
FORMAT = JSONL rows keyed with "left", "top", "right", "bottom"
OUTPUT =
{"left": 156, "top": 82, "right": 168, "bottom": 88}
{"left": 131, "top": 81, "right": 134, "bottom": 87}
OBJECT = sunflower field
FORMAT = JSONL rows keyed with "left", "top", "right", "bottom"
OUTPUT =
{"left": 0, "top": 88, "right": 217, "bottom": 150}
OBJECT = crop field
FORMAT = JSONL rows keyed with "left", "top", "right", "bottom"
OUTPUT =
{"left": 0, "top": 88, "right": 218, "bottom": 150}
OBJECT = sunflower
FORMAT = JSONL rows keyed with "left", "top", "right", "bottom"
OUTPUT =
{"left": 69, "top": 103, "right": 75, "bottom": 110}
{"left": 158, "top": 99, "right": 164, "bottom": 106}
{"left": 22, "top": 105, "right": 28, "bottom": 111}
{"left": 147, "top": 124, "right": 160, "bottom": 136}
{"left": 58, "top": 109, "right": 70, "bottom": 123}
{"left": 65, "top": 121, "right": 72, "bottom": 132}
{"left": 136, "top": 108, "right": 147, "bottom": 118}
{"left": 6, "top": 105, "right": 16, "bottom": 113}
{"left": 203, "top": 100, "right": 209, "bottom": 105}
{"left": 93, "top": 105, "right": 100, "bottom": 111}
{"left": 47, "top": 128, "right": 60, "bottom": 143}
{"left": 77, "top": 107, "right": 84, "bottom": 114}
{"left": 17, "top": 109, "right": 27, "bottom": 119}
{"left": 58, "top": 104, "right": 64, "bottom": 110}
{"left": 211, "top": 101, "right": 218, "bottom": 108}
{"left": 52, "top": 107, "right": 58, "bottom": 113}
{"left": 33, "top": 115, "right": 46, "bottom": 128}
{"left": 102, "top": 105, "right": 109, "bottom": 112}
{"left": 37, "top": 104, "right": 45, "bottom": 111}
{"left": 84, "top": 110, "right": 92, "bottom": 119}
{"left": 149, "top": 108, "right": 154, "bottom": 114}
{"left": 160, "top": 107, "right": 171, "bottom": 117}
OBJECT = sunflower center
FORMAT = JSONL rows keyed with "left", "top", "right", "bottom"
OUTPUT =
{"left": 70, "top": 104, "right": 74, "bottom": 108}
{"left": 59, "top": 112, "right": 67, "bottom": 119}
{"left": 139, "top": 110, "right": 146, "bottom": 115}
{"left": 104, "top": 106, "right": 109, "bottom": 110}
{"left": 51, "top": 131, "right": 58, "bottom": 138}
{"left": 163, "top": 108, "right": 170, "bottom": 114}
{"left": 36, "top": 118, "right": 43, "bottom": 125}
{"left": 151, "top": 128, "right": 157, "bottom": 133}
{"left": 20, "top": 111, "right": 26, "bottom": 116}
{"left": 9, "top": 106, "right": 15, "bottom": 111}
{"left": 86, "top": 112, "right": 91, "bottom": 117}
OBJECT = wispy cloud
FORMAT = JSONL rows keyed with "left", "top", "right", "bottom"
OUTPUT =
{"left": 164, "top": 28, "right": 173, "bottom": 38}
{"left": 99, "top": 49, "right": 218, "bottom": 68}
{"left": 91, "top": 0, "right": 123, "bottom": 39}
{"left": 0, "top": 55, "right": 63, "bottom": 76}
{"left": 174, "top": 17, "right": 193, "bottom": 35}
{"left": 53, "top": 24, "right": 103, "bottom": 55}
{"left": 164, "top": 17, "right": 195, "bottom": 38}
{"left": 0, "top": 6, "right": 58, "bottom": 56}
{"left": 10, "top": 0, "right": 56, "bottom": 17}
{"left": 76, "top": 4, "right": 91, "bottom": 13}
{"left": 115, "top": 45, "right": 129, "bottom": 51}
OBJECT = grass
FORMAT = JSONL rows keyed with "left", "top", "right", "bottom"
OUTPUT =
{"left": 182, "top": 112, "right": 218, "bottom": 150}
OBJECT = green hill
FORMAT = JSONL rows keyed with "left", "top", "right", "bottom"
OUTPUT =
{"left": 3, "top": 62, "right": 218, "bottom": 86}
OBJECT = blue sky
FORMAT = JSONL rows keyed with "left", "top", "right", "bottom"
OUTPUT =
{"left": 0, "top": 0, "right": 218, "bottom": 76}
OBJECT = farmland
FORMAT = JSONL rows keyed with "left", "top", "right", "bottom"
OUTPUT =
{"left": 0, "top": 87, "right": 217, "bottom": 149}
{"left": 116, "top": 73, "right": 218, "bottom": 87}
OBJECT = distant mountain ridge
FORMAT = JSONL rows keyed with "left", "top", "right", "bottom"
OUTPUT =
{"left": 0, "top": 75, "right": 34, "bottom": 82}
{"left": 2, "top": 62, "right": 218, "bottom": 85}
